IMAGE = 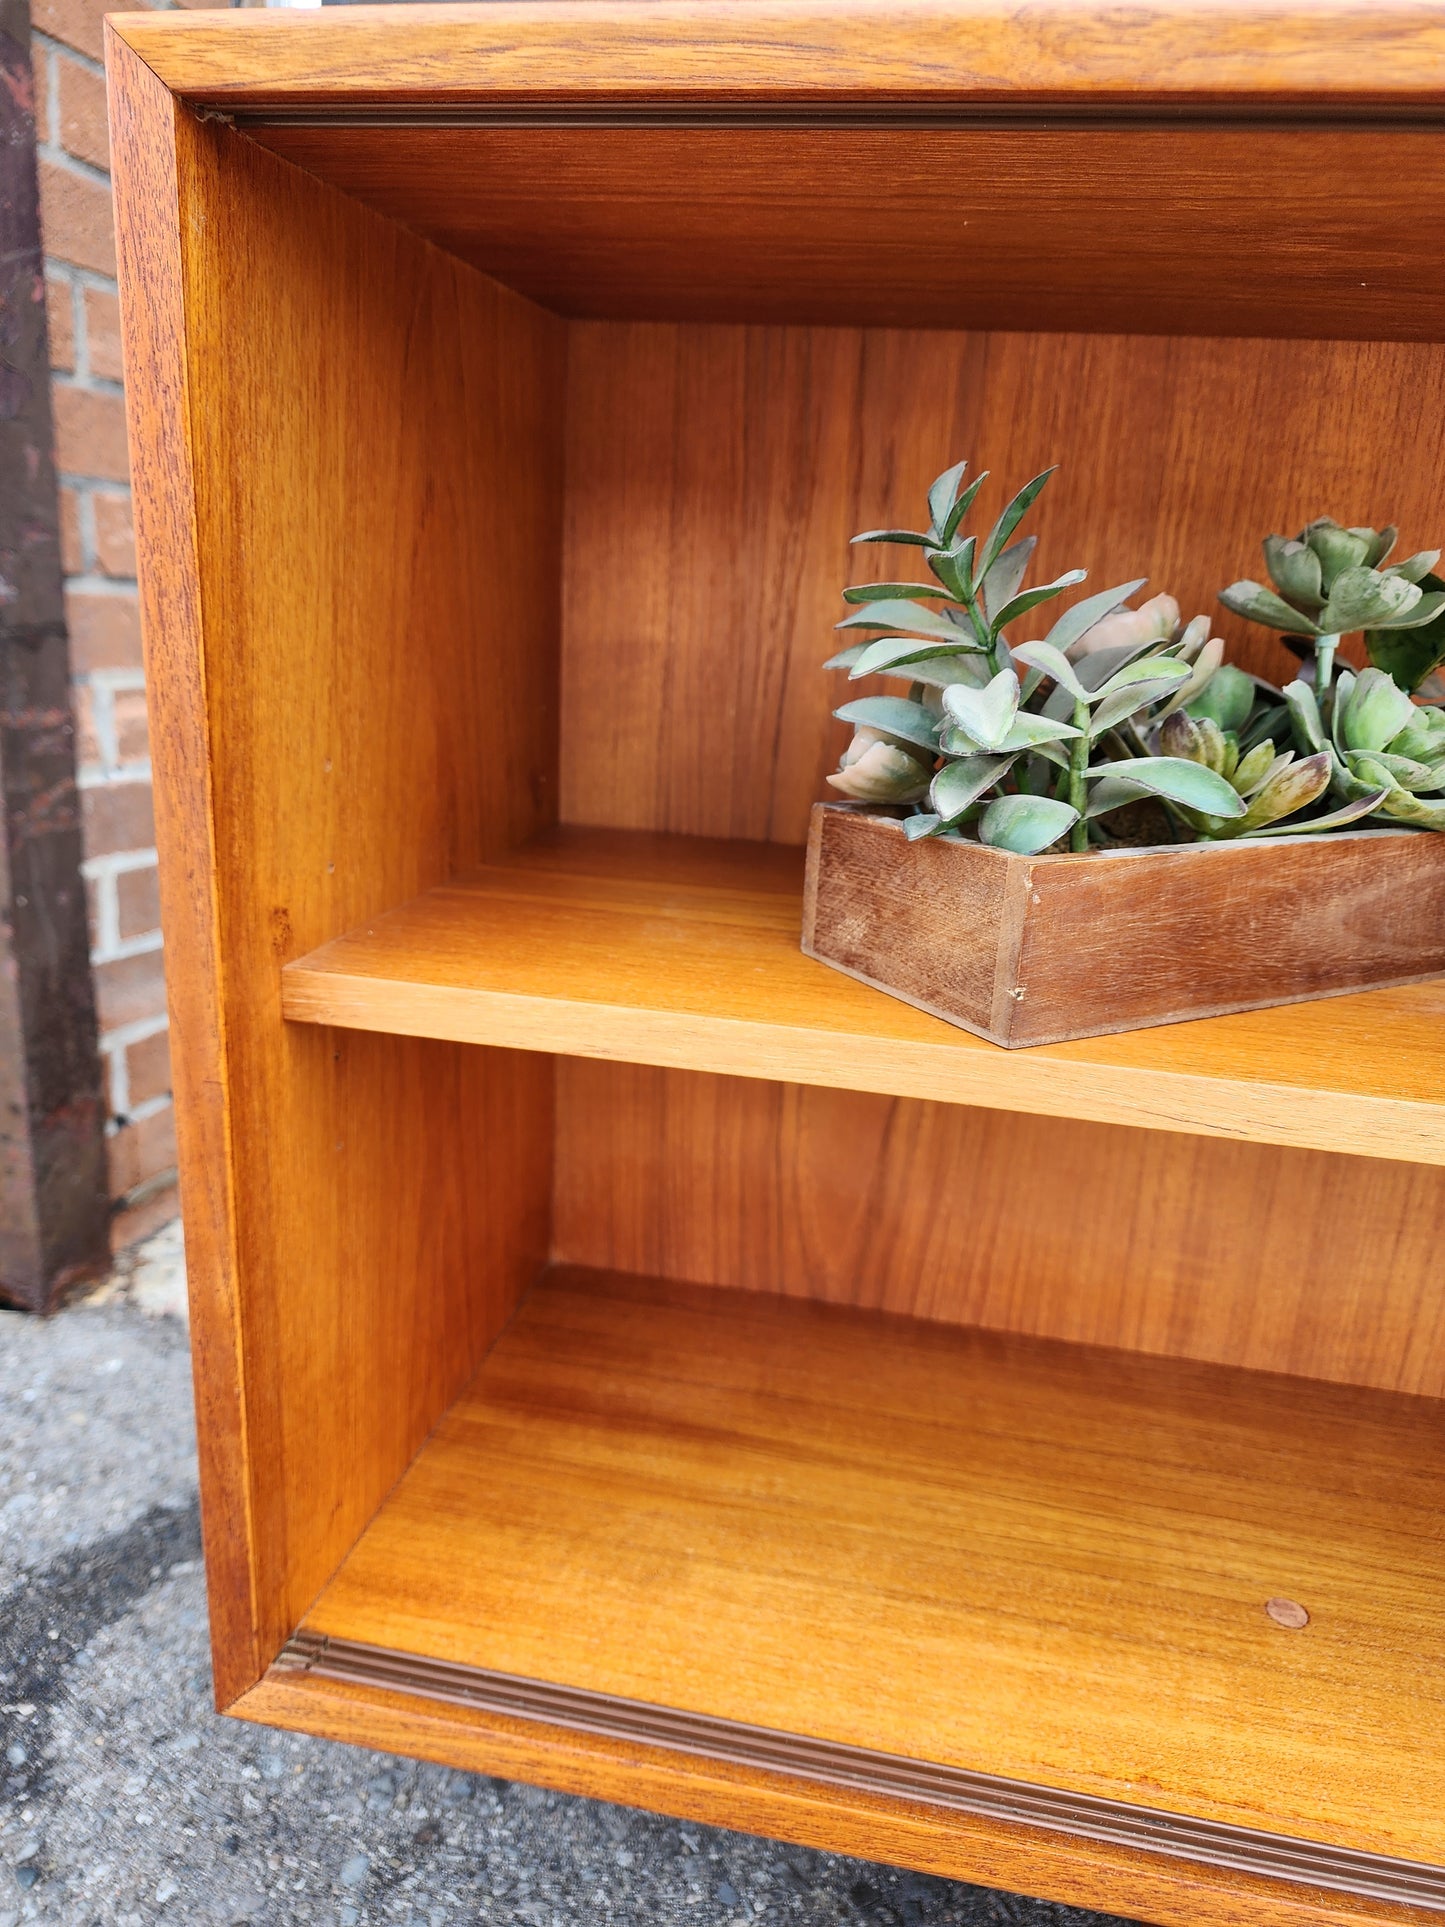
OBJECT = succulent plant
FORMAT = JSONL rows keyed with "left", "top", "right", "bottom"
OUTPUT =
{"left": 1219, "top": 518, "right": 1445, "bottom": 699}
{"left": 822, "top": 459, "right": 1406, "bottom": 856}
{"left": 1285, "top": 666, "right": 1445, "bottom": 830}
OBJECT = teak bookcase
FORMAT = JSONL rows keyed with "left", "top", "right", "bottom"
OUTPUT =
{"left": 106, "top": 8, "right": 1445, "bottom": 1924}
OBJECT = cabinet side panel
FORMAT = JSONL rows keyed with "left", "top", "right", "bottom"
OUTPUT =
{"left": 560, "top": 323, "right": 1445, "bottom": 844}
{"left": 108, "top": 42, "right": 263, "bottom": 1698}
{"left": 112, "top": 84, "right": 562, "bottom": 1696}
{"left": 553, "top": 1061, "right": 1445, "bottom": 1396}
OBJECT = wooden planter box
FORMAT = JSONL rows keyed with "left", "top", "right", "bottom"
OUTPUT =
{"left": 804, "top": 804, "right": 1445, "bottom": 1046}
{"left": 107, "top": 8, "right": 1445, "bottom": 1927}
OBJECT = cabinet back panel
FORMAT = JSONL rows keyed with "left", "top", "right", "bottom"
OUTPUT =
{"left": 560, "top": 323, "right": 1445, "bottom": 844}
{"left": 553, "top": 1060, "right": 1445, "bottom": 1396}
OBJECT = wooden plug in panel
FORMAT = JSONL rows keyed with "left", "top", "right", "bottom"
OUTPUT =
{"left": 553, "top": 1061, "right": 1445, "bottom": 1399}
{"left": 281, "top": 826, "right": 1445, "bottom": 1166}
{"left": 288, "top": 1268, "right": 1445, "bottom": 1895}
{"left": 108, "top": 42, "right": 563, "bottom": 1696}
{"left": 559, "top": 325, "right": 1445, "bottom": 839}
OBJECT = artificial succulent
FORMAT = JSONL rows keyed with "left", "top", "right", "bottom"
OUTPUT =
{"left": 1219, "top": 517, "right": 1445, "bottom": 699}
{"left": 824, "top": 459, "right": 1410, "bottom": 856}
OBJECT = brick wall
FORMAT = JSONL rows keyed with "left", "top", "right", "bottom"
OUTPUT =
{"left": 30, "top": 0, "right": 226, "bottom": 1250}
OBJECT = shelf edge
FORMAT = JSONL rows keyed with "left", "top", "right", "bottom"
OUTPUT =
{"left": 280, "top": 968, "right": 1445, "bottom": 1167}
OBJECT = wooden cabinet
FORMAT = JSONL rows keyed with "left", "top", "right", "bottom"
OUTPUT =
{"left": 105, "top": 8, "right": 1445, "bottom": 1923}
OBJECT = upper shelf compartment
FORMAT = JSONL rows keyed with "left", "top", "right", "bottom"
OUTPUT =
{"left": 282, "top": 827, "right": 1445, "bottom": 1166}
{"left": 108, "top": 2, "right": 1445, "bottom": 337}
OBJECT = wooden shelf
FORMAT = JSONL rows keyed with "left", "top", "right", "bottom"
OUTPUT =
{"left": 286, "top": 1265, "right": 1445, "bottom": 1883}
{"left": 283, "top": 826, "right": 1445, "bottom": 1166}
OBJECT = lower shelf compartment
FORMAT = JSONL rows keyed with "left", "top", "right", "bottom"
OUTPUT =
{"left": 284, "top": 1269, "right": 1445, "bottom": 1898}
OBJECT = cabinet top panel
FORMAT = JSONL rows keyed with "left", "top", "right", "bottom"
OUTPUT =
{"left": 105, "top": 4, "right": 1445, "bottom": 336}
{"left": 108, "top": 2, "right": 1445, "bottom": 114}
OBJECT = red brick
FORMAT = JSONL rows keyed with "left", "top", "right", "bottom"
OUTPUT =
{"left": 45, "top": 276, "right": 74, "bottom": 372}
{"left": 57, "top": 485, "right": 84, "bottom": 575}
{"left": 52, "top": 384, "right": 129, "bottom": 482}
{"left": 109, "top": 1180, "right": 179, "bottom": 1254}
{"left": 125, "top": 1026, "right": 171, "bottom": 1106}
{"left": 81, "top": 776, "right": 155, "bottom": 858}
{"left": 82, "top": 284, "right": 124, "bottom": 382}
{"left": 116, "top": 862, "right": 160, "bottom": 940}
{"left": 31, "top": 0, "right": 111, "bottom": 62}
{"left": 83, "top": 873, "right": 99, "bottom": 949}
{"left": 72, "top": 682, "right": 101, "bottom": 768}
{"left": 114, "top": 687, "right": 149, "bottom": 764}
{"left": 94, "top": 947, "right": 167, "bottom": 1031}
{"left": 56, "top": 54, "right": 110, "bottom": 171}
{"left": 37, "top": 158, "right": 115, "bottom": 275}
{"left": 92, "top": 490, "right": 135, "bottom": 575}
{"left": 108, "top": 1104, "right": 177, "bottom": 1197}
{"left": 66, "top": 589, "right": 141, "bottom": 671}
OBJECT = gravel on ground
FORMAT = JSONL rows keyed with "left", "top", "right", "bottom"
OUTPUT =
{"left": 1, "top": 1241, "right": 1137, "bottom": 1927}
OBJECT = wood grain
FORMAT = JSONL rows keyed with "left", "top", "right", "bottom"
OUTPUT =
{"left": 561, "top": 326, "right": 1445, "bottom": 837}
{"left": 803, "top": 807, "right": 1445, "bottom": 1048}
{"left": 243, "top": 125, "right": 1445, "bottom": 338}
{"left": 553, "top": 1061, "right": 1445, "bottom": 1397}
{"left": 236, "top": 1672, "right": 1435, "bottom": 1927}
{"left": 107, "top": 64, "right": 563, "bottom": 1697}
{"left": 105, "top": 2, "right": 1445, "bottom": 109}
{"left": 299, "top": 1266, "right": 1445, "bottom": 1866}
{"left": 280, "top": 826, "right": 1445, "bottom": 1167}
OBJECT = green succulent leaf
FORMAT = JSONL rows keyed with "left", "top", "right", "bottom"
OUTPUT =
{"left": 941, "top": 669, "right": 1020, "bottom": 750}
{"left": 1345, "top": 748, "right": 1440, "bottom": 790}
{"left": 1262, "top": 536, "right": 1325, "bottom": 609}
{"left": 851, "top": 528, "right": 933, "bottom": 548}
{"left": 833, "top": 697, "right": 941, "bottom": 757}
{"left": 1041, "top": 580, "right": 1150, "bottom": 657}
{"left": 1084, "top": 774, "right": 1156, "bottom": 819}
{"left": 842, "top": 582, "right": 958, "bottom": 605}
{"left": 1185, "top": 661, "right": 1256, "bottom": 735}
{"left": 878, "top": 652, "right": 990, "bottom": 689}
{"left": 931, "top": 753, "right": 1014, "bottom": 822}
{"left": 1091, "top": 675, "right": 1194, "bottom": 737}
{"left": 848, "top": 634, "right": 982, "bottom": 679}
{"left": 1218, "top": 580, "right": 1323, "bottom": 637}
{"left": 973, "top": 469, "right": 1055, "bottom": 592}
{"left": 928, "top": 541, "right": 975, "bottom": 604}
{"left": 903, "top": 812, "right": 944, "bottom": 841}
{"left": 943, "top": 712, "right": 1084, "bottom": 756}
{"left": 1319, "top": 565, "right": 1423, "bottom": 633}
{"left": 939, "top": 473, "right": 990, "bottom": 546}
{"left": 1369, "top": 588, "right": 1445, "bottom": 631}
{"left": 1366, "top": 572, "right": 1445, "bottom": 692}
{"left": 836, "top": 597, "right": 976, "bottom": 641}
{"left": 1341, "top": 666, "right": 1417, "bottom": 753}
{"left": 823, "top": 642, "right": 869, "bottom": 672}
{"left": 1221, "top": 752, "right": 1330, "bottom": 831}
{"left": 1231, "top": 739, "right": 1281, "bottom": 796}
{"left": 1389, "top": 703, "right": 1445, "bottom": 760}
{"left": 1384, "top": 549, "right": 1442, "bottom": 585}
{"left": 927, "top": 460, "right": 969, "bottom": 537}
{"left": 1249, "top": 790, "right": 1391, "bottom": 836}
{"left": 1307, "top": 522, "right": 1374, "bottom": 586}
{"left": 988, "top": 571, "right": 1089, "bottom": 635}
{"left": 1011, "top": 640, "right": 1089, "bottom": 702}
{"left": 978, "top": 793, "right": 1079, "bottom": 854}
{"left": 1378, "top": 787, "right": 1445, "bottom": 829}
{"left": 1088, "top": 757, "right": 1248, "bottom": 816}
{"left": 980, "top": 535, "right": 1037, "bottom": 622}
